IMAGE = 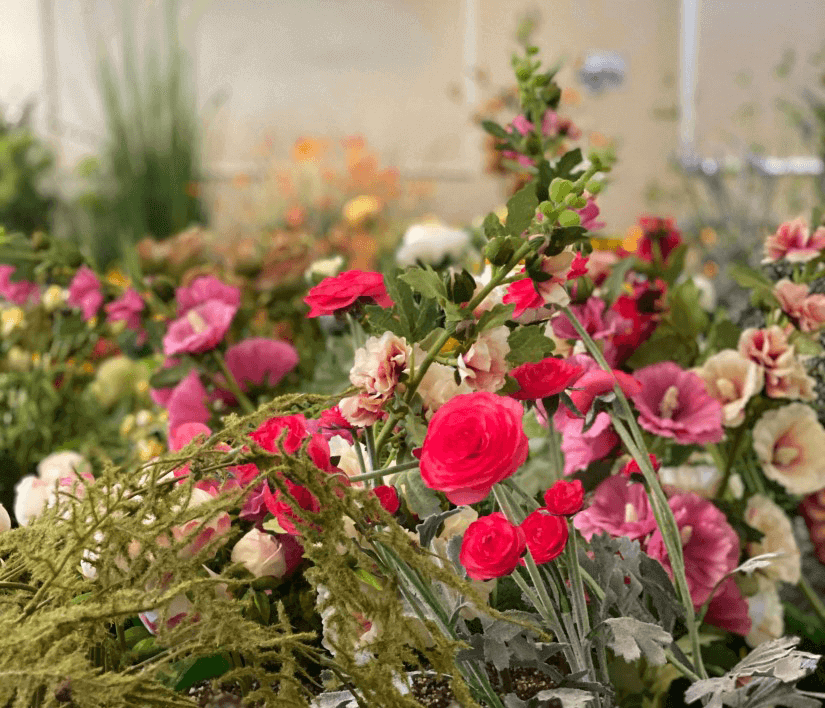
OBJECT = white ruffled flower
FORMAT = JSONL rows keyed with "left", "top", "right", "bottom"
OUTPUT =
{"left": 14, "top": 451, "right": 93, "bottom": 526}
{"left": 328, "top": 434, "right": 371, "bottom": 486}
{"left": 694, "top": 349, "right": 764, "bottom": 427}
{"left": 458, "top": 325, "right": 510, "bottom": 392}
{"left": 231, "top": 528, "right": 288, "bottom": 578}
{"left": 658, "top": 452, "right": 721, "bottom": 497}
{"left": 413, "top": 347, "right": 471, "bottom": 414}
{"left": 744, "top": 494, "right": 801, "bottom": 584}
{"left": 396, "top": 222, "right": 470, "bottom": 267}
{"left": 305, "top": 255, "right": 345, "bottom": 281}
{"left": 746, "top": 576, "right": 784, "bottom": 647}
{"left": 753, "top": 403, "right": 825, "bottom": 495}
{"left": 0, "top": 503, "right": 10, "bottom": 532}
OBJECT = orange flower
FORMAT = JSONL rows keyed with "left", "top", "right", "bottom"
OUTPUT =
{"left": 292, "top": 137, "right": 327, "bottom": 162}
{"left": 562, "top": 87, "right": 582, "bottom": 106}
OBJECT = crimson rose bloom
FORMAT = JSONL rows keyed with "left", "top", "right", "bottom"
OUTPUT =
{"left": 459, "top": 513, "right": 525, "bottom": 580}
{"left": 510, "top": 356, "right": 584, "bottom": 401}
{"left": 620, "top": 453, "right": 660, "bottom": 478}
{"left": 304, "top": 270, "right": 393, "bottom": 317}
{"left": 419, "top": 392, "right": 529, "bottom": 505}
{"left": 543, "top": 479, "right": 584, "bottom": 515}
{"left": 371, "top": 485, "right": 400, "bottom": 514}
{"left": 263, "top": 480, "right": 321, "bottom": 536}
{"left": 521, "top": 510, "right": 569, "bottom": 564}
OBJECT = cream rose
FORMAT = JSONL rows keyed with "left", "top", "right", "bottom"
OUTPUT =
{"left": 753, "top": 403, "right": 825, "bottom": 495}
{"left": 744, "top": 494, "right": 801, "bottom": 584}
{"left": 458, "top": 326, "right": 510, "bottom": 392}
{"left": 694, "top": 350, "right": 764, "bottom": 427}
{"left": 414, "top": 347, "right": 471, "bottom": 414}
{"left": 231, "top": 528, "right": 288, "bottom": 578}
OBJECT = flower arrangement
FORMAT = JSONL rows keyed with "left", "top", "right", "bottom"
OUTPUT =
{"left": 0, "top": 45, "right": 824, "bottom": 708}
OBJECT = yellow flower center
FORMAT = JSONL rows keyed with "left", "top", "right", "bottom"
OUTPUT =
{"left": 186, "top": 309, "right": 208, "bottom": 334}
{"left": 659, "top": 385, "right": 680, "bottom": 419}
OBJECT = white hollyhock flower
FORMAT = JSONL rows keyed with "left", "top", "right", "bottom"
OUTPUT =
{"left": 396, "top": 222, "right": 470, "bottom": 267}
{"left": 753, "top": 403, "right": 825, "bottom": 494}
{"left": 744, "top": 494, "right": 801, "bottom": 584}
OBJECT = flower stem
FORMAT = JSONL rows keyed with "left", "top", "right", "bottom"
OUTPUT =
{"left": 559, "top": 304, "right": 708, "bottom": 680}
{"left": 348, "top": 460, "right": 419, "bottom": 483}
{"left": 212, "top": 350, "right": 256, "bottom": 414}
{"left": 799, "top": 575, "right": 825, "bottom": 628}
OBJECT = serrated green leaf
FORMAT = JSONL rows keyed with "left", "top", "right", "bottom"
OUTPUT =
{"left": 506, "top": 326, "right": 555, "bottom": 366}
{"left": 602, "top": 617, "right": 672, "bottom": 666}
{"left": 482, "top": 212, "right": 507, "bottom": 241}
{"left": 399, "top": 266, "right": 448, "bottom": 301}
{"left": 148, "top": 360, "right": 194, "bottom": 390}
{"left": 505, "top": 183, "right": 539, "bottom": 236}
{"left": 477, "top": 303, "right": 515, "bottom": 332}
{"left": 397, "top": 469, "right": 442, "bottom": 517}
{"left": 481, "top": 119, "right": 510, "bottom": 141}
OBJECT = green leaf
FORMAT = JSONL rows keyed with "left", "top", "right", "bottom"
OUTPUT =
{"left": 600, "top": 257, "right": 635, "bottom": 305}
{"left": 669, "top": 280, "right": 709, "bottom": 339}
{"left": 354, "top": 568, "right": 384, "bottom": 591}
{"left": 397, "top": 469, "right": 443, "bottom": 518}
{"left": 148, "top": 360, "right": 194, "bottom": 390}
{"left": 626, "top": 327, "right": 696, "bottom": 369}
{"left": 173, "top": 655, "right": 232, "bottom": 691}
{"left": 476, "top": 303, "right": 516, "bottom": 332}
{"left": 790, "top": 330, "right": 824, "bottom": 356}
{"left": 553, "top": 148, "right": 584, "bottom": 179}
{"left": 481, "top": 119, "right": 510, "bottom": 141}
{"left": 506, "top": 326, "right": 555, "bottom": 366}
{"left": 704, "top": 313, "right": 742, "bottom": 355}
{"left": 482, "top": 212, "right": 507, "bottom": 241}
{"left": 505, "top": 183, "right": 539, "bottom": 236}
{"left": 729, "top": 262, "right": 780, "bottom": 308}
{"left": 399, "top": 266, "right": 449, "bottom": 301}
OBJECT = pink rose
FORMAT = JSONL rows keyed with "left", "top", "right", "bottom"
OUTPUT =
{"left": 67, "top": 266, "right": 103, "bottom": 321}
{"left": 459, "top": 512, "right": 526, "bottom": 580}
{"left": 763, "top": 217, "right": 825, "bottom": 263}
{"left": 223, "top": 337, "right": 299, "bottom": 391}
{"left": 304, "top": 270, "right": 393, "bottom": 318}
{"left": 520, "top": 510, "right": 569, "bottom": 563}
{"left": 509, "top": 356, "right": 584, "bottom": 401}
{"left": 419, "top": 392, "right": 529, "bottom": 505}
{"left": 774, "top": 279, "right": 825, "bottom": 333}
{"left": 162, "top": 299, "right": 238, "bottom": 356}
{"left": 458, "top": 326, "right": 510, "bottom": 393}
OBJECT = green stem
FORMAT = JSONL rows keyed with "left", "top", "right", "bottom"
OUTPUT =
{"left": 0, "top": 582, "right": 37, "bottom": 593}
{"left": 799, "top": 575, "right": 825, "bottom": 628}
{"left": 547, "top": 422, "right": 564, "bottom": 482}
{"left": 560, "top": 304, "right": 708, "bottom": 680}
{"left": 715, "top": 423, "right": 747, "bottom": 499}
{"left": 348, "top": 460, "right": 419, "bottom": 483}
{"left": 212, "top": 350, "right": 255, "bottom": 414}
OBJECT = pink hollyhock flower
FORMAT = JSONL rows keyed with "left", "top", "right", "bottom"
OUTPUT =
{"left": 67, "top": 266, "right": 103, "bottom": 321}
{"left": 609, "top": 279, "right": 667, "bottom": 365}
{"left": 551, "top": 298, "right": 632, "bottom": 366}
{"left": 224, "top": 337, "right": 299, "bottom": 391}
{"left": 631, "top": 362, "right": 723, "bottom": 445}
{"left": 800, "top": 488, "right": 825, "bottom": 566}
{"left": 763, "top": 217, "right": 825, "bottom": 263}
{"left": 694, "top": 350, "right": 764, "bottom": 427}
{"left": 647, "top": 492, "right": 740, "bottom": 606}
{"left": 635, "top": 215, "right": 682, "bottom": 263}
{"left": 176, "top": 275, "right": 241, "bottom": 315}
{"left": 304, "top": 270, "right": 393, "bottom": 318}
{"left": 167, "top": 370, "right": 211, "bottom": 433}
{"left": 774, "top": 279, "right": 825, "bottom": 333}
{"left": 509, "top": 356, "right": 584, "bottom": 401}
{"left": 576, "top": 195, "right": 605, "bottom": 231}
{"left": 573, "top": 476, "right": 657, "bottom": 541}
{"left": 0, "top": 265, "right": 40, "bottom": 305}
{"left": 169, "top": 422, "right": 211, "bottom": 451}
{"left": 555, "top": 412, "right": 619, "bottom": 475}
{"left": 104, "top": 288, "right": 146, "bottom": 343}
{"left": 703, "top": 576, "right": 751, "bottom": 636}
{"left": 162, "top": 300, "right": 238, "bottom": 357}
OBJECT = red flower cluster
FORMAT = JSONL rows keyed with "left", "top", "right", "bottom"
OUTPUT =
{"left": 304, "top": 270, "right": 393, "bottom": 318}
{"left": 509, "top": 357, "right": 584, "bottom": 401}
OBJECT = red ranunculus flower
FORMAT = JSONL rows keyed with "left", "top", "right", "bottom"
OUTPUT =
{"left": 263, "top": 480, "right": 321, "bottom": 536}
{"left": 304, "top": 270, "right": 393, "bottom": 318}
{"left": 371, "top": 485, "right": 400, "bottom": 514}
{"left": 459, "top": 513, "right": 525, "bottom": 580}
{"left": 249, "top": 415, "right": 308, "bottom": 454}
{"left": 509, "top": 357, "right": 584, "bottom": 401}
{"left": 520, "top": 510, "right": 569, "bottom": 564}
{"left": 620, "top": 454, "right": 660, "bottom": 478}
{"left": 419, "top": 392, "right": 529, "bottom": 505}
{"left": 543, "top": 479, "right": 584, "bottom": 515}
{"left": 636, "top": 215, "right": 682, "bottom": 263}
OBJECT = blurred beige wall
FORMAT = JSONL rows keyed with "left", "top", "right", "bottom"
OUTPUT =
{"left": 3, "top": 0, "right": 825, "bottom": 237}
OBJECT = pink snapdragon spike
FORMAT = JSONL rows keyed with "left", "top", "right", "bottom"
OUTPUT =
{"left": 176, "top": 275, "right": 241, "bottom": 315}
{"left": 105, "top": 288, "right": 146, "bottom": 343}
{"left": 162, "top": 299, "right": 238, "bottom": 357}
{"left": 573, "top": 476, "right": 657, "bottom": 541}
{"left": 223, "top": 337, "right": 299, "bottom": 392}
{"left": 646, "top": 492, "right": 740, "bottom": 607}
{"left": 631, "top": 361, "right": 724, "bottom": 445}
{"left": 763, "top": 217, "right": 825, "bottom": 263}
{"left": 166, "top": 370, "right": 211, "bottom": 433}
{"left": 0, "top": 265, "right": 40, "bottom": 305}
{"left": 67, "top": 266, "right": 103, "bottom": 321}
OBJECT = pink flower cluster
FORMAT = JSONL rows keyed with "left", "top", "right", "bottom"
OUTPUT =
{"left": 763, "top": 217, "right": 825, "bottom": 264}
{"left": 575, "top": 477, "right": 750, "bottom": 635}
{"left": 0, "top": 266, "right": 40, "bottom": 305}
